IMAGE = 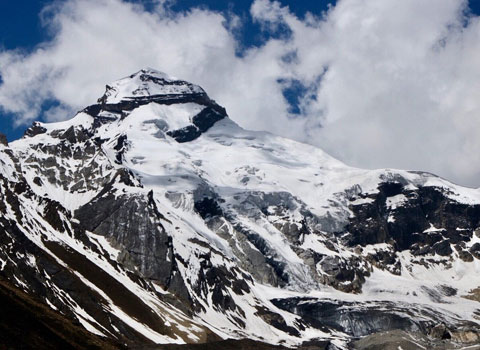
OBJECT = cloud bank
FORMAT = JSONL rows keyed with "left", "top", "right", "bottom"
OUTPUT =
{"left": 1, "top": 0, "right": 480, "bottom": 187}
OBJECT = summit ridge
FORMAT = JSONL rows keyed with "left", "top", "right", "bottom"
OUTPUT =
{"left": 99, "top": 68, "right": 206, "bottom": 104}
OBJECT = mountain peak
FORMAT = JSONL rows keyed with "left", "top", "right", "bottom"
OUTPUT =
{"left": 98, "top": 68, "right": 205, "bottom": 105}
{"left": 134, "top": 67, "right": 175, "bottom": 79}
{"left": 79, "top": 69, "right": 228, "bottom": 143}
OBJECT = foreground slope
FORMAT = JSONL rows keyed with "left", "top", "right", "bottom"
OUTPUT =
{"left": 1, "top": 68, "right": 480, "bottom": 349}
{"left": 0, "top": 277, "right": 124, "bottom": 350}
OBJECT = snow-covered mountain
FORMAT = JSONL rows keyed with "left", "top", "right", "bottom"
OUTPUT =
{"left": 1, "top": 68, "right": 480, "bottom": 349}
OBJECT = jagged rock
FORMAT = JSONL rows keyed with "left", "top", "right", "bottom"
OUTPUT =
{"left": 458, "top": 249, "right": 474, "bottom": 262}
{"left": 429, "top": 323, "right": 450, "bottom": 339}
{"left": 451, "top": 327, "right": 480, "bottom": 343}
{"left": 24, "top": 122, "right": 47, "bottom": 137}
{"left": 0, "top": 133, "right": 7, "bottom": 146}
{"left": 167, "top": 106, "right": 227, "bottom": 143}
{"left": 470, "top": 243, "right": 480, "bottom": 259}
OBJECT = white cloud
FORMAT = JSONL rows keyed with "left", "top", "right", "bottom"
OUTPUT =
{"left": 43, "top": 104, "right": 76, "bottom": 123}
{"left": 0, "top": 0, "right": 480, "bottom": 187}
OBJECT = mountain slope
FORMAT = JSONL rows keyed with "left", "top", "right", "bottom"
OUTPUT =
{"left": 0, "top": 277, "right": 125, "bottom": 350}
{"left": 1, "top": 68, "right": 480, "bottom": 349}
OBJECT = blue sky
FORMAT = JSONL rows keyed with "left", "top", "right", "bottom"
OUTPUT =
{"left": 1, "top": 0, "right": 480, "bottom": 186}
{"left": 0, "top": 1, "right": 333, "bottom": 51}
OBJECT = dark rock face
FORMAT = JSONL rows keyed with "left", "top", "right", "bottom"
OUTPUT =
{"left": 167, "top": 124, "right": 202, "bottom": 143}
{"left": 75, "top": 190, "right": 174, "bottom": 285}
{"left": 347, "top": 182, "right": 480, "bottom": 251}
{"left": 345, "top": 181, "right": 480, "bottom": 271}
{"left": 469, "top": 242, "right": 480, "bottom": 259}
{"left": 0, "top": 133, "right": 7, "bottom": 146}
{"left": 194, "top": 197, "right": 224, "bottom": 219}
{"left": 254, "top": 306, "right": 301, "bottom": 337}
{"left": 429, "top": 323, "right": 451, "bottom": 339}
{"left": 24, "top": 122, "right": 47, "bottom": 137}
{"left": 317, "top": 255, "right": 368, "bottom": 293}
{"left": 86, "top": 91, "right": 212, "bottom": 116}
{"left": 272, "top": 297, "right": 432, "bottom": 338}
{"left": 166, "top": 105, "right": 228, "bottom": 143}
{"left": 321, "top": 180, "right": 480, "bottom": 292}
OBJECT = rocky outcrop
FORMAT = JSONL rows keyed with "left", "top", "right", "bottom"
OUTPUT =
{"left": 24, "top": 121, "right": 47, "bottom": 137}
{"left": 272, "top": 297, "right": 433, "bottom": 337}
{"left": 167, "top": 105, "right": 227, "bottom": 143}
{"left": 0, "top": 133, "right": 7, "bottom": 146}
